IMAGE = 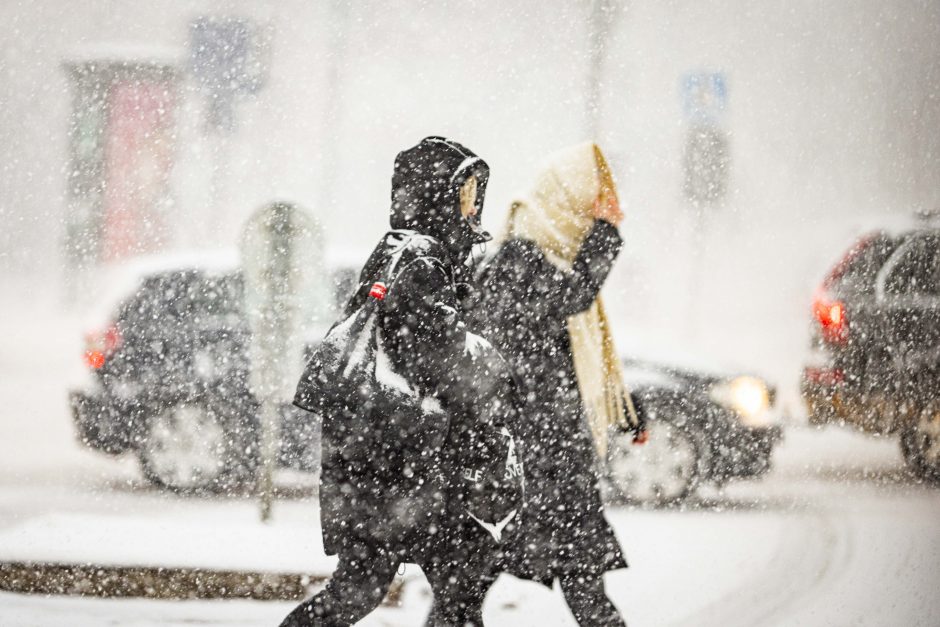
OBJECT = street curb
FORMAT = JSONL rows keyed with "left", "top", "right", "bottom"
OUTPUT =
{"left": 0, "top": 561, "right": 403, "bottom": 604}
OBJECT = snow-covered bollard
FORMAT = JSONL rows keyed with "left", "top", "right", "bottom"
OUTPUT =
{"left": 241, "top": 202, "right": 324, "bottom": 521}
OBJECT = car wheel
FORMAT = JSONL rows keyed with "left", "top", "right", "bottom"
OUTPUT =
{"left": 138, "top": 399, "right": 233, "bottom": 493}
{"left": 606, "top": 409, "right": 709, "bottom": 505}
{"left": 901, "top": 401, "right": 940, "bottom": 484}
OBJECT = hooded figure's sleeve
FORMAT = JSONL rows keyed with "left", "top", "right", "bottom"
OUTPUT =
{"left": 383, "top": 257, "right": 517, "bottom": 423}
{"left": 383, "top": 258, "right": 463, "bottom": 363}
{"left": 384, "top": 252, "right": 523, "bottom": 535}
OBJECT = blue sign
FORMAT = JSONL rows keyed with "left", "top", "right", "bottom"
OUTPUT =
{"left": 681, "top": 71, "right": 728, "bottom": 123}
{"left": 189, "top": 17, "right": 268, "bottom": 131}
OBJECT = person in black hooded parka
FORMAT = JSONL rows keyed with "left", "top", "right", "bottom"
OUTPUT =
{"left": 281, "top": 137, "right": 521, "bottom": 627}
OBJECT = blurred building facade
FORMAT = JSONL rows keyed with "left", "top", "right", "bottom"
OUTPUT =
{"left": 1, "top": 0, "right": 939, "bottom": 401}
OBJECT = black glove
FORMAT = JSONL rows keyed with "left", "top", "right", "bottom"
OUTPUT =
{"left": 626, "top": 393, "right": 648, "bottom": 443}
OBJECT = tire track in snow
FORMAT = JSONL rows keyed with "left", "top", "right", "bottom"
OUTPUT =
{"left": 670, "top": 507, "right": 849, "bottom": 627}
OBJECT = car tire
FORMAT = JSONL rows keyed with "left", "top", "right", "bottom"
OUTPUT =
{"left": 137, "top": 395, "right": 250, "bottom": 493}
{"left": 605, "top": 401, "right": 711, "bottom": 506}
{"left": 900, "top": 401, "right": 940, "bottom": 484}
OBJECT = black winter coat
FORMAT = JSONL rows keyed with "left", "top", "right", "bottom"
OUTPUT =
{"left": 474, "top": 219, "right": 628, "bottom": 583}
{"left": 295, "top": 137, "right": 519, "bottom": 560}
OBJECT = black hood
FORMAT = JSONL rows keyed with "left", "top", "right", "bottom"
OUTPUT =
{"left": 390, "top": 136, "right": 491, "bottom": 261}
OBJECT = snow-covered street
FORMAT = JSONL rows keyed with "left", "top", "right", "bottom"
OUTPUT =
{"left": 1, "top": 301, "right": 938, "bottom": 626}
{"left": 1, "top": 428, "right": 938, "bottom": 626}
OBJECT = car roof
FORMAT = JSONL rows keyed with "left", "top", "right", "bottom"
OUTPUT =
{"left": 83, "top": 248, "right": 365, "bottom": 329}
{"left": 84, "top": 250, "right": 240, "bottom": 328}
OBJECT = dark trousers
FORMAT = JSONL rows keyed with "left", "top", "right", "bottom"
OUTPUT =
{"left": 558, "top": 573, "right": 626, "bottom": 627}
{"left": 279, "top": 531, "right": 494, "bottom": 627}
{"left": 278, "top": 543, "right": 395, "bottom": 627}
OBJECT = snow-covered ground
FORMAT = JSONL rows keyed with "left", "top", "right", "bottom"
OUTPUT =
{"left": 2, "top": 291, "right": 939, "bottom": 626}
{"left": 4, "top": 427, "right": 939, "bottom": 627}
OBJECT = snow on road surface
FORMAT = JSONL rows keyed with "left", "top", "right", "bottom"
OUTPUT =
{"left": 1, "top": 293, "right": 939, "bottom": 626}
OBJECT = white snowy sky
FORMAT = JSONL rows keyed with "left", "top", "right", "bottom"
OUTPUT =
{"left": 1, "top": 0, "right": 939, "bottom": 405}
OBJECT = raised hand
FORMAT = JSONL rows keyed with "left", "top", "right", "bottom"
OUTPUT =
{"left": 592, "top": 192, "right": 624, "bottom": 226}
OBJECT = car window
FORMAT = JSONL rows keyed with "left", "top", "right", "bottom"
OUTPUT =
{"left": 195, "top": 273, "right": 243, "bottom": 315}
{"left": 191, "top": 273, "right": 246, "bottom": 331}
{"left": 884, "top": 235, "right": 940, "bottom": 296}
{"left": 826, "top": 233, "right": 899, "bottom": 295}
{"left": 118, "top": 272, "right": 201, "bottom": 334}
{"left": 330, "top": 267, "right": 360, "bottom": 312}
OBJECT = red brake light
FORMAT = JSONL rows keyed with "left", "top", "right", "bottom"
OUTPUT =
{"left": 84, "top": 324, "right": 123, "bottom": 370}
{"left": 84, "top": 351, "right": 106, "bottom": 369}
{"left": 813, "top": 292, "right": 848, "bottom": 344}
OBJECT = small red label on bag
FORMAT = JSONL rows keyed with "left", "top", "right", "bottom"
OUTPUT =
{"left": 369, "top": 282, "right": 388, "bottom": 300}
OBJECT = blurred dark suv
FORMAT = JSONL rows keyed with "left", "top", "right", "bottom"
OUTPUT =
{"left": 802, "top": 228, "right": 940, "bottom": 481}
{"left": 70, "top": 259, "right": 353, "bottom": 492}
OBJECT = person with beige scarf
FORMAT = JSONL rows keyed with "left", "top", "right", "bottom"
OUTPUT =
{"left": 474, "top": 142, "right": 642, "bottom": 626}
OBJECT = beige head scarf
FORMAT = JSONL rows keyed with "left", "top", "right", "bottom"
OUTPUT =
{"left": 506, "top": 142, "right": 639, "bottom": 457}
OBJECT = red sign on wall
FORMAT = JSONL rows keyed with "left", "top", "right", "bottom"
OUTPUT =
{"left": 101, "top": 80, "right": 176, "bottom": 262}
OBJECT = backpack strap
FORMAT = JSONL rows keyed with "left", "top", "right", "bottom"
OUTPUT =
{"left": 367, "top": 234, "right": 453, "bottom": 307}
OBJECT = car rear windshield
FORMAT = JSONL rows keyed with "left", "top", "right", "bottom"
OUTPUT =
{"left": 824, "top": 232, "right": 900, "bottom": 295}
{"left": 119, "top": 271, "right": 244, "bottom": 336}
{"left": 883, "top": 233, "right": 940, "bottom": 296}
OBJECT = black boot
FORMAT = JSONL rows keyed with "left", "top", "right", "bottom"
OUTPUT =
{"left": 278, "top": 600, "right": 320, "bottom": 627}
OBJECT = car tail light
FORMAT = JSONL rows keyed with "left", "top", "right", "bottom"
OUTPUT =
{"left": 84, "top": 323, "right": 123, "bottom": 370}
{"left": 813, "top": 291, "right": 848, "bottom": 344}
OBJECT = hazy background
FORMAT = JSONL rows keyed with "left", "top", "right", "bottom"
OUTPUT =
{"left": 2, "top": 0, "right": 939, "bottom": 411}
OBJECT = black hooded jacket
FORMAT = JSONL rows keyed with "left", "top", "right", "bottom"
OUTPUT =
{"left": 389, "top": 136, "right": 491, "bottom": 259}
{"left": 296, "top": 137, "right": 518, "bottom": 559}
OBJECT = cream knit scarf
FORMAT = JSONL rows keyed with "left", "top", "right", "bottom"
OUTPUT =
{"left": 506, "top": 142, "right": 638, "bottom": 458}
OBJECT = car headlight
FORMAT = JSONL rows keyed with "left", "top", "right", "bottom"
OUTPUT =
{"left": 710, "top": 376, "right": 772, "bottom": 427}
